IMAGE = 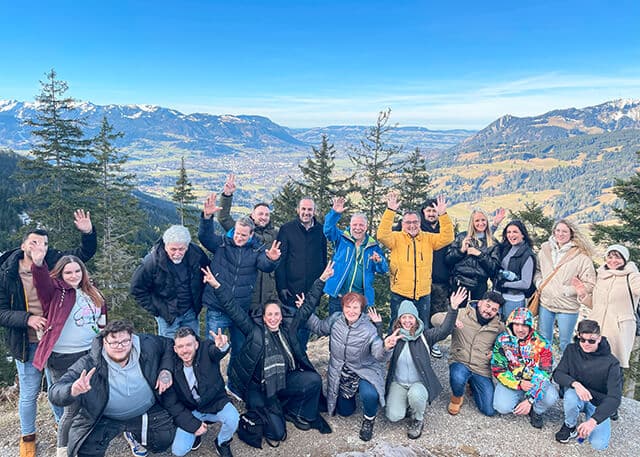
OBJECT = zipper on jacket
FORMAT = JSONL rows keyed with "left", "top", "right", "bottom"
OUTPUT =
{"left": 412, "top": 239, "right": 418, "bottom": 299}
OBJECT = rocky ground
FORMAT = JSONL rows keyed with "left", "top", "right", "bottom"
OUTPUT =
{"left": 1, "top": 336, "right": 639, "bottom": 457}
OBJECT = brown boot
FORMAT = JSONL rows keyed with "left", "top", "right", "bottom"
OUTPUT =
{"left": 447, "top": 395, "right": 464, "bottom": 415}
{"left": 19, "top": 433, "right": 36, "bottom": 457}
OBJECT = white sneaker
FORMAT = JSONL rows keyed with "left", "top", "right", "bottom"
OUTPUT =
{"left": 123, "top": 431, "right": 148, "bottom": 457}
{"left": 430, "top": 343, "right": 443, "bottom": 358}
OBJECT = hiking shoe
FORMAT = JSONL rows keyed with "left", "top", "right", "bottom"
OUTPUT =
{"left": 529, "top": 409, "right": 543, "bottom": 429}
{"left": 359, "top": 416, "right": 375, "bottom": 442}
{"left": 284, "top": 411, "right": 312, "bottom": 431}
{"left": 407, "top": 419, "right": 424, "bottom": 439}
{"left": 215, "top": 438, "right": 233, "bottom": 457}
{"left": 123, "top": 431, "right": 148, "bottom": 457}
{"left": 430, "top": 344, "right": 443, "bottom": 358}
{"left": 555, "top": 423, "right": 577, "bottom": 443}
{"left": 447, "top": 395, "right": 464, "bottom": 415}
{"left": 192, "top": 435, "right": 202, "bottom": 451}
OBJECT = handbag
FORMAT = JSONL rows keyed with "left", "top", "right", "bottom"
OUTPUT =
{"left": 528, "top": 248, "right": 580, "bottom": 317}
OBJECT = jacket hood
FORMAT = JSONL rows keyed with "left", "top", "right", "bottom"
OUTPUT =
{"left": 395, "top": 300, "right": 424, "bottom": 340}
{"left": 505, "top": 307, "right": 533, "bottom": 332}
{"left": 574, "top": 335, "right": 614, "bottom": 357}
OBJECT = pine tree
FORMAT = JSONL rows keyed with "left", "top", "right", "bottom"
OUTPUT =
{"left": 349, "top": 109, "right": 403, "bottom": 231}
{"left": 509, "top": 201, "right": 554, "bottom": 248}
{"left": 271, "top": 181, "right": 304, "bottom": 227}
{"left": 293, "top": 134, "right": 354, "bottom": 222}
{"left": 172, "top": 157, "right": 198, "bottom": 226}
{"left": 398, "top": 147, "right": 432, "bottom": 212}
{"left": 14, "top": 69, "right": 95, "bottom": 248}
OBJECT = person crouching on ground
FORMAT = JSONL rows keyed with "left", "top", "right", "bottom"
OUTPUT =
{"left": 384, "top": 287, "right": 467, "bottom": 439}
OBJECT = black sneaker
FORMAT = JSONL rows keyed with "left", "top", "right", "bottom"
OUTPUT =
{"left": 611, "top": 410, "right": 619, "bottom": 421}
{"left": 284, "top": 412, "right": 312, "bottom": 431}
{"left": 359, "top": 416, "right": 375, "bottom": 442}
{"left": 192, "top": 435, "right": 202, "bottom": 451}
{"left": 407, "top": 419, "right": 424, "bottom": 439}
{"left": 529, "top": 409, "right": 543, "bottom": 429}
{"left": 215, "top": 438, "right": 233, "bottom": 457}
{"left": 555, "top": 423, "right": 577, "bottom": 443}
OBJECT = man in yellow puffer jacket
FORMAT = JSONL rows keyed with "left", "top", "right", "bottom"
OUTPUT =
{"left": 377, "top": 191, "right": 453, "bottom": 353}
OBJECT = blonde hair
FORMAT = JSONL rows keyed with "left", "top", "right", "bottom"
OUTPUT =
{"left": 553, "top": 219, "right": 595, "bottom": 257}
{"left": 467, "top": 208, "right": 495, "bottom": 247}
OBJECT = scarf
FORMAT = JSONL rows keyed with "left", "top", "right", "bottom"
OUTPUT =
{"left": 262, "top": 328, "right": 295, "bottom": 398}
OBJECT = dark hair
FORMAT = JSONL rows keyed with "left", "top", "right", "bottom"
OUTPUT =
{"left": 482, "top": 290, "right": 506, "bottom": 307}
{"left": 50, "top": 255, "right": 105, "bottom": 308}
{"left": 22, "top": 229, "right": 49, "bottom": 242}
{"left": 174, "top": 327, "right": 197, "bottom": 340}
{"left": 341, "top": 292, "right": 367, "bottom": 313}
{"left": 501, "top": 220, "right": 533, "bottom": 246}
{"left": 253, "top": 202, "right": 270, "bottom": 210}
{"left": 577, "top": 319, "right": 600, "bottom": 335}
{"left": 101, "top": 320, "right": 134, "bottom": 338}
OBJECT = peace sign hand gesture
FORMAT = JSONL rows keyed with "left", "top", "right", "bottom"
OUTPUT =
{"left": 201, "top": 266, "right": 221, "bottom": 289}
{"left": 384, "top": 328, "right": 404, "bottom": 350}
{"left": 210, "top": 328, "right": 229, "bottom": 349}
{"left": 295, "top": 293, "right": 305, "bottom": 309}
{"left": 265, "top": 240, "right": 281, "bottom": 261}
{"left": 223, "top": 173, "right": 236, "bottom": 196}
{"left": 71, "top": 367, "right": 96, "bottom": 397}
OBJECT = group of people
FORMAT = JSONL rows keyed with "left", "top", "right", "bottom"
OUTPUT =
{"left": 1, "top": 173, "right": 639, "bottom": 457}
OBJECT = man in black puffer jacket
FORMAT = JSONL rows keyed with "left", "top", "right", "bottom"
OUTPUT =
{"left": 553, "top": 319, "right": 622, "bottom": 451}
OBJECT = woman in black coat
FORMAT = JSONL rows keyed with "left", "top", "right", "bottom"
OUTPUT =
{"left": 201, "top": 262, "right": 334, "bottom": 446}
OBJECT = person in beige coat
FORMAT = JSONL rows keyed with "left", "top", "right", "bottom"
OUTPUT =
{"left": 574, "top": 244, "right": 640, "bottom": 368}
{"left": 535, "top": 219, "right": 596, "bottom": 355}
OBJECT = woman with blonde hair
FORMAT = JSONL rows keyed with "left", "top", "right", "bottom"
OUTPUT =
{"left": 535, "top": 219, "right": 596, "bottom": 355}
{"left": 446, "top": 208, "right": 500, "bottom": 300}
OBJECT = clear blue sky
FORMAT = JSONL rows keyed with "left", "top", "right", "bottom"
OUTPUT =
{"left": 1, "top": 0, "right": 639, "bottom": 128}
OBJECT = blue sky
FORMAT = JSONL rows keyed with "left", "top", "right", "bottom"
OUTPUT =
{"left": 1, "top": 0, "right": 639, "bottom": 128}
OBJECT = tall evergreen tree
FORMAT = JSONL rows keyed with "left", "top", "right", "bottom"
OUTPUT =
{"left": 398, "top": 147, "right": 432, "bottom": 212}
{"left": 293, "top": 134, "right": 354, "bottom": 221}
{"left": 508, "top": 201, "right": 554, "bottom": 248}
{"left": 172, "top": 157, "right": 198, "bottom": 226}
{"left": 14, "top": 69, "right": 95, "bottom": 248}
{"left": 271, "top": 181, "right": 304, "bottom": 226}
{"left": 349, "top": 109, "right": 403, "bottom": 231}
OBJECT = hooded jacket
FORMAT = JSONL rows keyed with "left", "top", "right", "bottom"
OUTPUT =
{"left": 0, "top": 229, "right": 97, "bottom": 362}
{"left": 377, "top": 208, "right": 454, "bottom": 299}
{"left": 385, "top": 301, "right": 458, "bottom": 403}
{"left": 323, "top": 209, "right": 388, "bottom": 306}
{"left": 553, "top": 336, "right": 622, "bottom": 424}
{"left": 130, "top": 240, "right": 210, "bottom": 324}
{"left": 491, "top": 308, "right": 553, "bottom": 403}
{"left": 581, "top": 262, "right": 640, "bottom": 368}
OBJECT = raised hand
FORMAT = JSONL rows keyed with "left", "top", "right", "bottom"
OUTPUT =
{"left": 386, "top": 191, "right": 401, "bottom": 211}
{"left": 449, "top": 287, "right": 468, "bottom": 310}
{"left": 493, "top": 207, "right": 506, "bottom": 227}
{"left": 155, "top": 369, "right": 173, "bottom": 394}
{"left": 203, "top": 193, "right": 222, "bottom": 219}
{"left": 29, "top": 241, "right": 47, "bottom": 267}
{"left": 223, "top": 173, "right": 236, "bottom": 196}
{"left": 434, "top": 195, "right": 447, "bottom": 216}
{"left": 71, "top": 367, "right": 96, "bottom": 397}
{"left": 74, "top": 209, "right": 93, "bottom": 234}
{"left": 201, "top": 266, "right": 221, "bottom": 288}
{"left": 294, "top": 293, "right": 305, "bottom": 309}
{"left": 210, "top": 328, "right": 229, "bottom": 349}
{"left": 265, "top": 240, "right": 281, "bottom": 261}
{"left": 332, "top": 196, "right": 346, "bottom": 213}
{"left": 384, "top": 328, "right": 404, "bottom": 350}
{"left": 367, "top": 307, "right": 382, "bottom": 324}
{"left": 319, "top": 260, "right": 335, "bottom": 282}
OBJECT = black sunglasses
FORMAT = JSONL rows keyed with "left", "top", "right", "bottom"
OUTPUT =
{"left": 578, "top": 337, "right": 598, "bottom": 344}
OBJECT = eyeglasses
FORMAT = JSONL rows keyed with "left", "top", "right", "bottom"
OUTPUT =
{"left": 105, "top": 338, "right": 132, "bottom": 348}
{"left": 578, "top": 337, "right": 598, "bottom": 344}
{"left": 402, "top": 220, "right": 420, "bottom": 225}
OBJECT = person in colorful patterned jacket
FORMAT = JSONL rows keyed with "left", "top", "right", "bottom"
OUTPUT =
{"left": 491, "top": 307, "right": 559, "bottom": 429}
{"left": 323, "top": 196, "right": 388, "bottom": 314}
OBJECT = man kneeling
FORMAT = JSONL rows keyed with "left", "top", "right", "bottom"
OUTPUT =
{"left": 553, "top": 319, "right": 622, "bottom": 450}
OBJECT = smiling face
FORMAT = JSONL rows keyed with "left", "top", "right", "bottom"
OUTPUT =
{"left": 578, "top": 332, "right": 601, "bottom": 353}
{"left": 174, "top": 334, "right": 199, "bottom": 367}
{"left": 553, "top": 222, "right": 572, "bottom": 246}
{"left": 402, "top": 213, "right": 420, "bottom": 237}
{"left": 263, "top": 302, "right": 283, "bottom": 331}
{"left": 477, "top": 299, "right": 500, "bottom": 320}
{"left": 422, "top": 206, "right": 438, "bottom": 223}
{"left": 505, "top": 224, "right": 524, "bottom": 246}
{"left": 605, "top": 250, "right": 625, "bottom": 270}
{"left": 62, "top": 261, "right": 83, "bottom": 288}
{"left": 233, "top": 223, "right": 253, "bottom": 247}
{"left": 350, "top": 215, "right": 368, "bottom": 242}
{"left": 472, "top": 211, "right": 488, "bottom": 234}
{"left": 342, "top": 298, "right": 363, "bottom": 324}
{"left": 297, "top": 199, "right": 315, "bottom": 226}
{"left": 511, "top": 322, "right": 530, "bottom": 339}
{"left": 164, "top": 242, "right": 188, "bottom": 264}
{"left": 104, "top": 330, "right": 133, "bottom": 365}
{"left": 251, "top": 204, "right": 271, "bottom": 228}
{"left": 399, "top": 313, "right": 417, "bottom": 331}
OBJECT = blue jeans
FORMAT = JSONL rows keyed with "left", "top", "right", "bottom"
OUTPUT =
{"left": 449, "top": 362, "right": 496, "bottom": 416}
{"left": 156, "top": 308, "right": 200, "bottom": 338}
{"left": 562, "top": 388, "right": 611, "bottom": 450}
{"left": 389, "top": 292, "right": 431, "bottom": 335}
{"left": 336, "top": 379, "right": 379, "bottom": 418}
{"left": 493, "top": 380, "right": 559, "bottom": 415}
{"left": 171, "top": 403, "right": 240, "bottom": 456}
{"left": 206, "top": 308, "right": 245, "bottom": 374}
{"left": 538, "top": 307, "right": 579, "bottom": 354}
{"left": 15, "top": 343, "right": 41, "bottom": 436}
{"left": 501, "top": 298, "right": 525, "bottom": 322}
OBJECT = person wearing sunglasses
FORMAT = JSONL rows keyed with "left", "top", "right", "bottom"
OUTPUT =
{"left": 553, "top": 319, "right": 622, "bottom": 450}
